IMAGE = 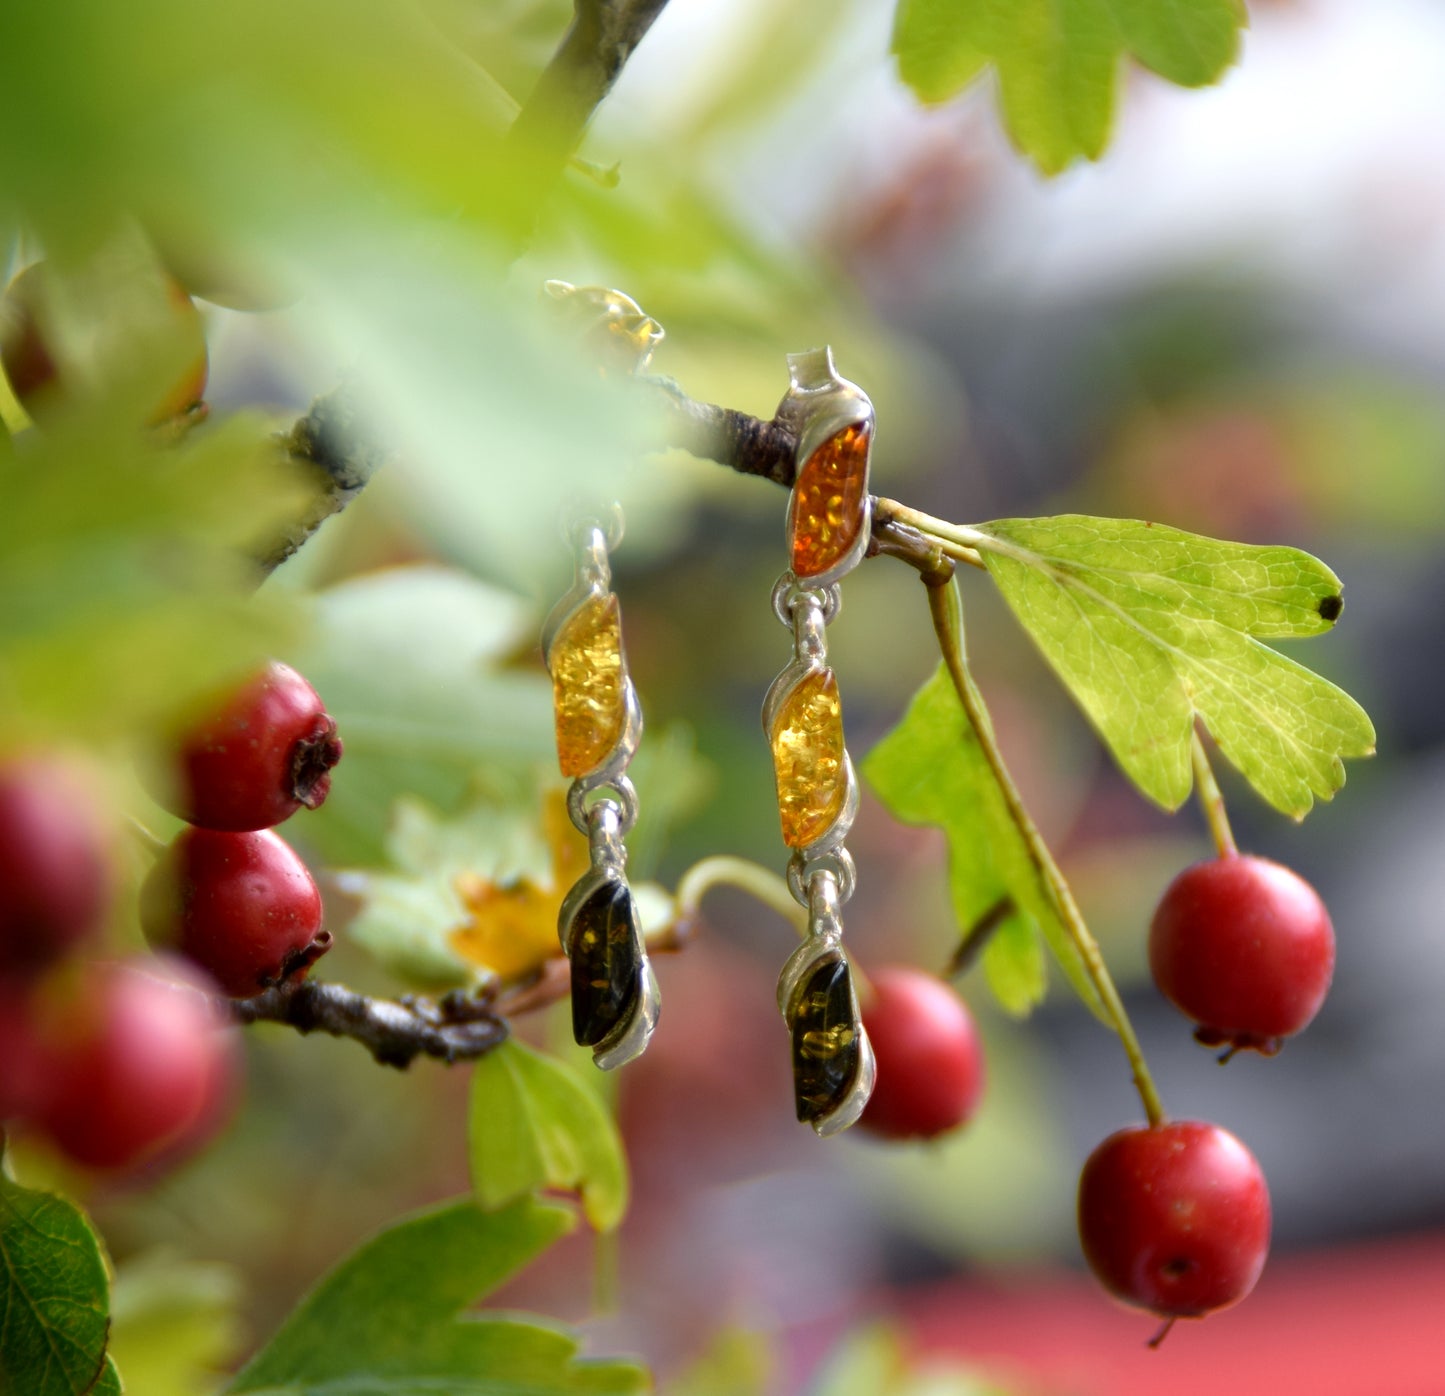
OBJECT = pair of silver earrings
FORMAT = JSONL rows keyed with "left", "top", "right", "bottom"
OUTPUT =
{"left": 542, "top": 351, "right": 877, "bottom": 1137}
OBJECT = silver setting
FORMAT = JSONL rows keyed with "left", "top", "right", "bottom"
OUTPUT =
{"left": 764, "top": 356, "right": 879, "bottom": 1135}
{"left": 547, "top": 511, "right": 657, "bottom": 1070}
{"left": 774, "top": 871, "right": 876, "bottom": 1138}
{"left": 594, "top": 958, "right": 661, "bottom": 1071}
{"left": 774, "top": 346, "right": 875, "bottom": 592}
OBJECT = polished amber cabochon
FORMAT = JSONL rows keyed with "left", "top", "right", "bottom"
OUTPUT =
{"left": 769, "top": 668, "right": 847, "bottom": 848}
{"left": 788, "top": 422, "right": 871, "bottom": 580}
{"left": 550, "top": 592, "right": 626, "bottom": 778}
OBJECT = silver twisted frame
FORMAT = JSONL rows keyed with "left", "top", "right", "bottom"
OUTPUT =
{"left": 765, "top": 348, "right": 877, "bottom": 1136}
{"left": 543, "top": 509, "right": 660, "bottom": 1069}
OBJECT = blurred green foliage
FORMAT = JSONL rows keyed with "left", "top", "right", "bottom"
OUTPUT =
{"left": 109, "top": 1252, "right": 244, "bottom": 1396}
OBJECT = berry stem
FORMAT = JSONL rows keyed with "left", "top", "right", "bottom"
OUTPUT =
{"left": 924, "top": 574, "right": 1167, "bottom": 1129}
{"left": 127, "top": 815, "right": 166, "bottom": 856}
{"left": 1190, "top": 729, "right": 1238, "bottom": 859}
{"left": 672, "top": 855, "right": 808, "bottom": 938}
{"left": 874, "top": 498, "right": 988, "bottom": 569}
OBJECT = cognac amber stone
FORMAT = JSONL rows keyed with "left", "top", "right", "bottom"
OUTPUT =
{"left": 566, "top": 880, "right": 642, "bottom": 1047}
{"left": 789, "top": 954, "right": 860, "bottom": 1125}
{"left": 550, "top": 593, "right": 626, "bottom": 778}
{"left": 770, "top": 669, "right": 846, "bottom": 848}
{"left": 789, "top": 423, "right": 871, "bottom": 579}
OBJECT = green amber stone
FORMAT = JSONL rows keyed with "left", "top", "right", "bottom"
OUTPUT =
{"left": 788, "top": 954, "right": 860, "bottom": 1125}
{"left": 567, "top": 880, "right": 642, "bottom": 1048}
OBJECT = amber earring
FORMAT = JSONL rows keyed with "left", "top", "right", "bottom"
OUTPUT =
{"left": 763, "top": 349, "right": 876, "bottom": 1136}
{"left": 543, "top": 507, "right": 659, "bottom": 1069}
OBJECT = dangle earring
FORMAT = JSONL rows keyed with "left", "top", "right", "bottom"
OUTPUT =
{"left": 544, "top": 506, "right": 660, "bottom": 1069}
{"left": 764, "top": 348, "right": 876, "bottom": 1136}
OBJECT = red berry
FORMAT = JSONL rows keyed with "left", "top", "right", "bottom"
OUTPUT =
{"left": 0, "top": 753, "right": 116, "bottom": 980}
{"left": 140, "top": 828, "right": 330, "bottom": 998}
{"left": 858, "top": 966, "right": 985, "bottom": 1140}
{"left": 1078, "top": 1120, "right": 1271, "bottom": 1320}
{"left": 0, "top": 262, "right": 208, "bottom": 424}
{"left": 0, "top": 265, "right": 57, "bottom": 406}
{"left": 0, "top": 983, "right": 64, "bottom": 1120}
{"left": 1149, "top": 854, "right": 1334, "bottom": 1057}
{"left": 162, "top": 661, "right": 343, "bottom": 831}
{"left": 35, "top": 958, "right": 238, "bottom": 1172}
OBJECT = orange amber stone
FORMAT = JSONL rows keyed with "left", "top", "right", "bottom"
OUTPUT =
{"left": 770, "top": 668, "right": 846, "bottom": 848}
{"left": 550, "top": 593, "right": 626, "bottom": 777}
{"left": 789, "top": 423, "right": 871, "bottom": 579}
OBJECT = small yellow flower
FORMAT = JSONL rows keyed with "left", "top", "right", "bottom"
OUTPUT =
{"left": 448, "top": 791, "right": 586, "bottom": 983}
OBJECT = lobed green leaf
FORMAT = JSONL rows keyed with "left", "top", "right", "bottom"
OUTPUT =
{"left": 972, "top": 515, "right": 1376, "bottom": 817}
{"left": 470, "top": 1042, "right": 629, "bottom": 1233}
{"left": 892, "top": 0, "right": 1246, "bottom": 175}
{"left": 227, "top": 1197, "right": 646, "bottom": 1395}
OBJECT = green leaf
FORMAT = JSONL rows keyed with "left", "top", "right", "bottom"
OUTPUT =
{"left": 92, "top": 1359, "right": 123, "bottom": 1396}
{"left": 892, "top": 0, "right": 1246, "bottom": 175}
{"left": 469, "top": 1042, "right": 629, "bottom": 1233}
{"left": 0, "top": 405, "right": 303, "bottom": 744}
{"left": 227, "top": 1197, "right": 646, "bottom": 1396}
{"left": 0, "top": 1163, "right": 114, "bottom": 1396}
{"left": 864, "top": 661, "right": 1103, "bottom": 1020}
{"left": 973, "top": 515, "right": 1376, "bottom": 818}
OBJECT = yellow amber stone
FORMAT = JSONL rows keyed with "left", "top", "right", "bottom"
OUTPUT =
{"left": 550, "top": 593, "right": 626, "bottom": 777}
{"left": 789, "top": 423, "right": 871, "bottom": 579}
{"left": 770, "top": 668, "right": 846, "bottom": 848}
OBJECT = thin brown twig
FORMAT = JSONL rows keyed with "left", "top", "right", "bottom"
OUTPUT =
{"left": 228, "top": 979, "right": 508, "bottom": 1069}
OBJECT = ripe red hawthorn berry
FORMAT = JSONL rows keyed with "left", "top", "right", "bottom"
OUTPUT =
{"left": 0, "top": 262, "right": 208, "bottom": 424}
{"left": 1078, "top": 1120, "right": 1271, "bottom": 1322}
{"left": 1149, "top": 854, "right": 1335, "bottom": 1058}
{"left": 36, "top": 958, "right": 238, "bottom": 1172}
{"left": 162, "top": 660, "right": 343, "bottom": 832}
{"left": 858, "top": 966, "right": 985, "bottom": 1140}
{"left": 0, "top": 982, "right": 64, "bottom": 1120}
{"left": 0, "top": 753, "right": 116, "bottom": 980}
{"left": 140, "top": 827, "right": 330, "bottom": 998}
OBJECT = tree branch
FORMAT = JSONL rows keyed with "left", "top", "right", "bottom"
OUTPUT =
{"left": 507, "top": 0, "right": 673, "bottom": 221}
{"left": 256, "top": 386, "right": 397, "bottom": 575}
{"left": 500, "top": 0, "right": 673, "bottom": 249}
{"left": 229, "top": 978, "right": 508, "bottom": 1069}
{"left": 648, "top": 378, "right": 798, "bottom": 485}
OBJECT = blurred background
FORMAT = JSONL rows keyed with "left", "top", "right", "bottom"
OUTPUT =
{"left": 6, "top": 0, "right": 1445, "bottom": 1391}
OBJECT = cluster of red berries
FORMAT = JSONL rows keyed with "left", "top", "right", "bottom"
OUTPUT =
{"left": 139, "top": 660, "right": 341, "bottom": 997}
{"left": 850, "top": 851, "right": 1333, "bottom": 1336}
{"left": 0, "top": 755, "right": 236, "bottom": 1171}
{"left": 1069, "top": 851, "right": 1331, "bottom": 1329}
{"left": 0, "top": 661, "right": 341, "bottom": 1173}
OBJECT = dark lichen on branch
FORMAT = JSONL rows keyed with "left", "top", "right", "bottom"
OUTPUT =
{"left": 228, "top": 979, "right": 509, "bottom": 1068}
